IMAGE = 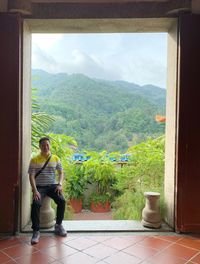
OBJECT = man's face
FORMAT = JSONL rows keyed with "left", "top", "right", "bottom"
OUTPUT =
{"left": 39, "top": 140, "right": 50, "bottom": 155}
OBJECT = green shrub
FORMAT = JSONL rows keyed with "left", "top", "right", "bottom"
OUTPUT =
{"left": 112, "top": 136, "right": 165, "bottom": 220}
{"left": 65, "top": 163, "right": 87, "bottom": 200}
{"left": 83, "top": 151, "right": 116, "bottom": 197}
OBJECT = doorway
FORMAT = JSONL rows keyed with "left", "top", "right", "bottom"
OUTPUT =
{"left": 21, "top": 18, "right": 178, "bottom": 232}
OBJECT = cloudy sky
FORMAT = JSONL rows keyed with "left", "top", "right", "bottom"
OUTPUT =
{"left": 32, "top": 33, "right": 167, "bottom": 88}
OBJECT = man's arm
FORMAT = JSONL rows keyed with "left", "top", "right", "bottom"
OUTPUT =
{"left": 29, "top": 174, "right": 41, "bottom": 200}
{"left": 55, "top": 169, "right": 64, "bottom": 195}
{"left": 58, "top": 169, "right": 64, "bottom": 185}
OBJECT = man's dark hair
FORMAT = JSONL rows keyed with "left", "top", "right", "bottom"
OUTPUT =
{"left": 39, "top": 137, "right": 50, "bottom": 145}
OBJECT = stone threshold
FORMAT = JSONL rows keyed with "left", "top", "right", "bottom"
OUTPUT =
{"left": 22, "top": 220, "right": 173, "bottom": 233}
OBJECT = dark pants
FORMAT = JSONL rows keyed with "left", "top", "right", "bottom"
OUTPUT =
{"left": 31, "top": 184, "right": 66, "bottom": 231}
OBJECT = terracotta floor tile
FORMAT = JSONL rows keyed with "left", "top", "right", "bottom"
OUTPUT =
{"left": 2, "top": 243, "right": 37, "bottom": 259}
{"left": 52, "top": 236, "right": 77, "bottom": 247}
{"left": 85, "top": 236, "right": 112, "bottom": 243}
{"left": 177, "top": 237, "right": 200, "bottom": 250}
{"left": 31, "top": 236, "right": 61, "bottom": 250}
{"left": 95, "top": 261, "right": 109, "bottom": 264}
{"left": 104, "top": 251, "right": 142, "bottom": 264}
{"left": 148, "top": 251, "right": 187, "bottom": 264}
{"left": 192, "top": 234, "right": 200, "bottom": 239}
{"left": 160, "top": 243, "right": 198, "bottom": 260}
{"left": 60, "top": 251, "right": 97, "bottom": 264}
{"left": 139, "top": 236, "right": 172, "bottom": 250}
{"left": 83, "top": 243, "right": 118, "bottom": 260}
{"left": 0, "top": 251, "right": 13, "bottom": 263}
{"left": 64, "top": 237, "right": 98, "bottom": 250}
{"left": 16, "top": 236, "right": 30, "bottom": 243}
{"left": 123, "top": 235, "right": 147, "bottom": 243}
{"left": 123, "top": 244, "right": 158, "bottom": 260}
{"left": 102, "top": 237, "right": 136, "bottom": 250}
{"left": 15, "top": 251, "right": 56, "bottom": 264}
{"left": 0, "top": 233, "right": 200, "bottom": 264}
{"left": 41, "top": 244, "right": 77, "bottom": 259}
{"left": 140, "top": 261, "right": 153, "bottom": 264}
{"left": 0, "top": 237, "right": 21, "bottom": 250}
{"left": 155, "top": 235, "right": 182, "bottom": 243}
{"left": 3, "top": 260, "right": 17, "bottom": 263}
{"left": 190, "top": 252, "right": 200, "bottom": 263}
{"left": 54, "top": 235, "right": 76, "bottom": 243}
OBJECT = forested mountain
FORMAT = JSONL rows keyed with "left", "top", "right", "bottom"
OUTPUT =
{"left": 32, "top": 69, "right": 166, "bottom": 152}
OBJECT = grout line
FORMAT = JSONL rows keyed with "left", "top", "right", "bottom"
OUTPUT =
{"left": 185, "top": 251, "right": 200, "bottom": 264}
{"left": 0, "top": 249, "right": 18, "bottom": 263}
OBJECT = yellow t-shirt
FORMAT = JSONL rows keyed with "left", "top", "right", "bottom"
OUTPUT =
{"left": 28, "top": 153, "right": 62, "bottom": 186}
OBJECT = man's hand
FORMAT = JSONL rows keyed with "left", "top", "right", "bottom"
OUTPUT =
{"left": 55, "top": 184, "right": 63, "bottom": 195}
{"left": 33, "top": 190, "right": 41, "bottom": 201}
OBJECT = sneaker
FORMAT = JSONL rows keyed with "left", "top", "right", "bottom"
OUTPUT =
{"left": 55, "top": 224, "right": 67, "bottom": 237}
{"left": 31, "top": 231, "right": 40, "bottom": 245}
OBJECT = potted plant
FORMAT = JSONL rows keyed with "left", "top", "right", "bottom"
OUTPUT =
{"left": 84, "top": 151, "right": 116, "bottom": 213}
{"left": 65, "top": 163, "right": 86, "bottom": 213}
{"left": 89, "top": 192, "right": 111, "bottom": 212}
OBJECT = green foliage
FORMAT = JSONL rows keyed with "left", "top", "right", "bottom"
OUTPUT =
{"left": 89, "top": 192, "right": 111, "bottom": 205}
{"left": 32, "top": 70, "right": 166, "bottom": 152}
{"left": 83, "top": 151, "right": 116, "bottom": 195}
{"left": 112, "top": 191, "right": 145, "bottom": 220}
{"left": 82, "top": 151, "right": 116, "bottom": 205}
{"left": 65, "top": 163, "right": 87, "bottom": 199}
{"left": 112, "top": 136, "right": 165, "bottom": 220}
{"left": 47, "top": 133, "right": 77, "bottom": 161}
{"left": 31, "top": 88, "right": 55, "bottom": 150}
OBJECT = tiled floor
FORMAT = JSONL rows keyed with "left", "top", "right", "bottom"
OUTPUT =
{"left": 1, "top": 232, "right": 200, "bottom": 263}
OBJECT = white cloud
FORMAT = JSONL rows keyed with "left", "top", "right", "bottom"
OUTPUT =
{"left": 66, "top": 49, "right": 122, "bottom": 80}
{"left": 32, "top": 44, "right": 59, "bottom": 73}
{"left": 32, "top": 33, "right": 167, "bottom": 88}
{"left": 32, "top": 33, "right": 63, "bottom": 50}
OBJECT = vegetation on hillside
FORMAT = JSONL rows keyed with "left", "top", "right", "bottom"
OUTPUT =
{"left": 32, "top": 69, "right": 165, "bottom": 152}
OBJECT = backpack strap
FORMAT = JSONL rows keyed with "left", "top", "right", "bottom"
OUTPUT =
{"left": 35, "top": 154, "right": 52, "bottom": 179}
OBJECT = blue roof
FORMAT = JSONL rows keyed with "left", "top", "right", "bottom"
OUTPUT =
{"left": 72, "top": 153, "right": 129, "bottom": 162}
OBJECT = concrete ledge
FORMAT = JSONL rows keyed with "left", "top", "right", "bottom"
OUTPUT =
{"left": 22, "top": 220, "right": 173, "bottom": 233}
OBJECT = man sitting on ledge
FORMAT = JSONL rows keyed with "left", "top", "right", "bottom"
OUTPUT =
{"left": 28, "top": 137, "right": 67, "bottom": 245}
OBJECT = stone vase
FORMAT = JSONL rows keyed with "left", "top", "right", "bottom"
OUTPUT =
{"left": 141, "top": 191, "right": 161, "bottom": 228}
{"left": 40, "top": 196, "right": 55, "bottom": 229}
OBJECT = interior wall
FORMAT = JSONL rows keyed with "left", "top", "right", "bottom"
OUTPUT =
{"left": 164, "top": 19, "right": 178, "bottom": 228}
{"left": 21, "top": 21, "right": 32, "bottom": 230}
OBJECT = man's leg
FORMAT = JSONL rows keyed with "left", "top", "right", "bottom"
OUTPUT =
{"left": 31, "top": 187, "right": 46, "bottom": 244}
{"left": 47, "top": 185, "right": 67, "bottom": 236}
{"left": 31, "top": 199, "right": 41, "bottom": 231}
